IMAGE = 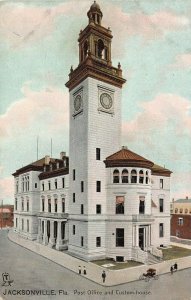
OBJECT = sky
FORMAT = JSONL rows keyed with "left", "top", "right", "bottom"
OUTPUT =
{"left": 0, "top": 0, "right": 191, "bottom": 204}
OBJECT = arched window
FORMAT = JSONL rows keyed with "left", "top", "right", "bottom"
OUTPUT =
{"left": 113, "top": 169, "right": 120, "bottom": 183}
{"left": 83, "top": 41, "right": 88, "bottom": 60}
{"left": 122, "top": 169, "right": 128, "bottom": 183}
{"left": 131, "top": 169, "right": 137, "bottom": 183}
{"left": 139, "top": 170, "right": 144, "bottom": 184}
{"left": 175, "top": 208, "right": 178, "bottom": 213}
{"left": 185, "top": 208, "right": 188, "bottom": 214}
{"left": 180, "top": 208, "right": 183, "bottom": 213}
{"left": 145, "top": 171, "right": 149, "bottom": 184}
{"left": 97, "top": 39, "right": 104, "bottom": 59}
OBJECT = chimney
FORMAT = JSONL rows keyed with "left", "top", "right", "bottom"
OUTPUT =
{"left": 122, "top": 146, "right": 128, "bottom": 150}
{"left": 60, "top": 152, "right": 66, "bottom": 159}
{"left": 45, "top": 155, "right": 50, "bottom": 165}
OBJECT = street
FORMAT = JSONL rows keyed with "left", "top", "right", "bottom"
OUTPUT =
{"left": 0, "top": 230, "right": 191, "bottom": 300}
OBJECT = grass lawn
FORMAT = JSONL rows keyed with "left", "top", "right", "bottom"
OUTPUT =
{"left": 92, "top": 259, "right": 143, "bottom": 270}
{"left": 162, "top": 246, "right": 191, "bottom": 260}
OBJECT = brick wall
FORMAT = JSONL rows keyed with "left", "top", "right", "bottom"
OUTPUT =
{"left": 171, "top": 214, "right": 191, "bottom": 239}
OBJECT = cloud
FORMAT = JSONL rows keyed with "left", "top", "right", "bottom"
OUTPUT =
{"left": 0, "top": 1, "right": 88, "bottom": 48}
{"left": 0, "top": 176, "right": 14, "bottom": 203}
{"left": 0, "top": 84, "right": 69, "bottom": 138}
{"left": 174, "top": 53, "right": 191, "bottom": 68}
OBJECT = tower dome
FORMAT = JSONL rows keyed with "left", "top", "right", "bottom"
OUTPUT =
{"left": 87, "top": 1, "right": 103, "bottom": 25}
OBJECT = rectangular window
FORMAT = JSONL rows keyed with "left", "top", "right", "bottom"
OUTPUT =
{"left": 81, "top": 181, "right": 84, "bottom": 192}
{"left": 160, "top": 179, "right": 163, "bottom": 189}
{"left": 96, "top": 204, "right": 101, "bottom": 214}
{"left": 48, "top": 182, "right": 51, "bottom": 190}
{"left": 73, "top": 225, "right": 75, "bottom": 235}
{"left": 73, "top": 193, "right": 75, "bottom": 203}
{"left": 22, "top": 219, "right": 24, "bottom": 230}
{"left": 96, "top": 237, "right": 101, "bottom": 247}
{"left": 96, "top": 148, "right": 101, "bottom": 160}
{"left": 15, "top": 199, "right": 17, "bottom": 211}
{"left": 81, "top": 204, "right": 84, "bottom": 214}
{"left": 73, "top": 169, "right": 75, "bottom": 181}
{"left": 55, "top": 199, "right": 57, "bottom": 213}
{"left": 16, "top": 218, "right": 18, "bottom": 228}
{"left": 27, "top": 200, "right": 29, "bottom": 212}
{"left": 62, "top": 198, "right": 65, "bottom": 213}
{"left": 55, "top": 180, "right": 57, "bottom": 189}
{"left": 42, "top": 183, "right": 44, "bottom": 191}
{"left": 62, "top": 178, "right": 65, "bottom": 188}
{"left": 81, "top": 236, "right": 84, "bottom": 247}
{"left": 27, "top": 220, "right": 29, "bottom": 232}
{"left": 116, "top": 196, "right": 124, "bottom": 214}
{"left": 159, "top": 223, "right": 164, "bottom": 237}
{"left": 139, "top": 196, "right": 145, "bottom": 214}
{"left": 35, "top": 183, "right": 37, "bottom": 188}
{"left": 48, "top": 199, "right": 51, "bottom": 213}
{"left": 42, "top": 199, "right": 44, "bottom": 212}
{"left": 96, "top": 181, "right": 101, "bottom": 192}
{"left": 178, "top": 218, "right": 183, "bottom": 226}
{"left": 22, "top": 200, "right": 24, "bottom": 211}
{"left": 159, "top": 198, "right": 164, "bottom": 212}
{"left": 116, "top": 228, "right": 124, "bottom": 247}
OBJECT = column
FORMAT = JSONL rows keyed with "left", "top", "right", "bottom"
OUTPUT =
{"left": 37, "top": 218, "right": 43, "bottom": 243}
{"left": 135, "top": 225, "right": 139, "bottom": 247}
{"left": 43, "top": 219, "right": 48, "bottom": 245}
{"left": 48, "top": 220, "right": 55, "bottom": 247}
{"left": 144, "top": 227, "right": 146, "bottom": 250}
{"left": 56, "top": 221, "right": 62, "bottom": 250}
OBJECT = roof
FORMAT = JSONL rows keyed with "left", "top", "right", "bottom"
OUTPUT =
{"left": 0, "top": 208, "right": 12, "bottom": 213}
{"left": 175, "top": 199, "right": 191, "bottom": 203}
{"left": 104, "top": 147, "right": 154, "bottom": 169}
{"left": 151, "top": 164, "right": 172, "bottom": 177}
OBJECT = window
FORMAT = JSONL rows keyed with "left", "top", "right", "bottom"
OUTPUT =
{"left": 27, "top": 198, "right": 29, "bottom": 211}
{"left": 96, "top": 148, "right": 101, "bottom": 160}
{"left": 180, "top": 208, "right": 183, "bottom": 213}
{"left": 62, "top": 178, "right": 65, "bottom": 188}
{"left": 113, "top": 169, "right": 119, "bottom": 183}
{"left": 61, "top": 222, "right": 65, "bottom": 239}
{"left": 96, "top": 204, "right": 101, "bottom": 214}
{"left": 145, "top": 171, "right": 149, "bottom": 184}
{"left": 96, "top": 181, "right": 101, "bottom": 192}
{"left": 21, "top": 198, "right": 24, "bottom": 211}
{"left": 54, "top": 199, "right": 57, "bottom": 213}
{"left": 178, "top": 218, "right": 183, "bottom": 226}
{"left": 22, "top": 219, "right": 24, "bottom": 230}
{"left": 81, "top": 181, "right": 84, "bottom": 192}
{"left": 139, "top": 196, "right": 145, "bottom": 214}
{"left": 122, "top": 169, "right": 128, "bottom": 183}
{"left": 175, "top": 208, "right": 178, "bottom": 213}
{"left": 73, "top": 169, "right": 75, "bottom": 181}
{"left": 62, "top": 198, "right": 65, "bottom": 213}
{"left": 159, "top": 199, "right": 164, "bottom": 213}
{"left": 116, "top": 228, "right": 124, "bottom": 247}
{"left": 16, "top": 181, "right": 19, "bottom": 193}
{"left": 48, "top": 181, "right": 51, "bottom": 190}
{"left": 131, "top": 169, "right": 137, "bottom": 183}
{"left": 97, "top": 39, "right": 104, "bottom": 59}
{"left": 81, "top": 236, "right": 84, "bottom": 247}
{"left": 73, "top": 193, "right": 75, "bottom": 203}
{"left": 81, "top": 204, "right": 84, "bottom": 214}
{"left": 27, "top": 220, "right": 29, "bottom": 232}
{"left": 139, "top": 170, "right": 144, "bottom": 184}
{"left": 42, "top": 199, "right": 45, "bottom": 212}
{"left": 159, "top": 223, "right": 164, "bottom": 237}
{"left": 15, "top": 199, "right": 17, "bottom": 211}
{"left": 48, "top": 199, "right": 51, "bottom": 212}
{"left": 116, "top": 196, "right": 124, "bottom": 214}
{"left": 35, "top": 183, "right": 37, "bottom": 188}
{"left": 42, "top": 183, "right": 44, "bottom": 191}
{"left": 16, "top": 218, "right": 18, "bottom": 228}
{"left": 185, "top": 209, "right": 188, "bottom": 214}
{"left": 55, "top": 180, "right": 57, "bottom": 189}
{"left": 73, "top": 225, "right": 75, "bottom": 235}
{"left": 160, "top": 179, "right": 163, "bottom": 189}
{"left": 96, "top": 237, "right": 101, "bottom": 247}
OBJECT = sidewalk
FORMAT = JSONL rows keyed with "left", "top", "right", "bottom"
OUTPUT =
{"left": 8, "top": 231, "right": 191, "bottom": 287}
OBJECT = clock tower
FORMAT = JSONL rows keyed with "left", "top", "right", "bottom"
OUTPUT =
{"left": 66, "top": 1, "right": 126, "bottom": 260}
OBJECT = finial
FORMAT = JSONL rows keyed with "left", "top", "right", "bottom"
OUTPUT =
{"left": 70, "top": 65, "right": 73, "bottom": 73}
{"left": 118, "top": 62, "right": 121, "bottom": 69}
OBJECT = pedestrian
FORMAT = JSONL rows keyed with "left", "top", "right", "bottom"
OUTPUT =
{"left": 174, "top": 263, "right": 178, "bottom": 272}
{"left": 102, "top": 270, "right": 106, "bottom": 283}
{"left": 78, "top": 266, "right": 81, "bottom": 274}
{"left": 170, "top": 266, "right": 173, "bottom": 275}
{"left": 83, "top": 266, "right": 87, "bottom": 275}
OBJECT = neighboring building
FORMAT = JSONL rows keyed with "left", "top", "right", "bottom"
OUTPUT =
{"left": 171, "top": 197, "right": 191, "bottom": 240}
{"left": 0, "top": 205, "right": 14, "bottom": 228}
{"left": 13, "top": 2, "right": 172, "bottom": 263}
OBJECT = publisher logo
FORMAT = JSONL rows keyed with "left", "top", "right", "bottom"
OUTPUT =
{"left": 1, "top": 273, "right": 14, "bottom": 287}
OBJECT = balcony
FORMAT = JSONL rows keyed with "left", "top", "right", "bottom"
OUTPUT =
{"left": 132, "top": 214, "right": 154, "bottom": 222}
{"left": 38, "top": 212, "right": 68, "bottom": 220}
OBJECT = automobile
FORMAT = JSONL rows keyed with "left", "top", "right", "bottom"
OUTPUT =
{"left": 139, "top": 268, "right": 159, "bottom": 281}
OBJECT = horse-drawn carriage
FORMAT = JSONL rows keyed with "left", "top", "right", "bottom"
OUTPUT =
{"left": 139, "top": 268, "right": 159, "bottom": 281}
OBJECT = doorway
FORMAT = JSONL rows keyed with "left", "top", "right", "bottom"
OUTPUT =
{"left": 139, "top": 227, "right": 144, "bottom": 250}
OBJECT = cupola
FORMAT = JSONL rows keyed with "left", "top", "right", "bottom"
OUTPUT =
{"left": 87, "top": 1, "right": 103, "bottom": 25}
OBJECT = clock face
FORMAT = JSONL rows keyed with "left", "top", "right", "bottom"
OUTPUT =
{"left": 100, "top": 93, "right": 112, "bottom": 109}
{"left": 74, "top": 94, "right": 82, "bottom": 111}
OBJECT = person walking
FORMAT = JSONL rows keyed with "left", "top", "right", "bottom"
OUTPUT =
{"left": 102, "top": 270, "right": 106, "bottom": 283}
{"left": 170, "top": 265, "right": 174, "bottom": 275}
{"left": 174, "top": 263, "right": 178, "bottom": 272}
{"left": 83, "top": 266, "right": 87, "bottom": 275}
{"left": 78, "top": 266, "right": 81, "bottom": 274}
